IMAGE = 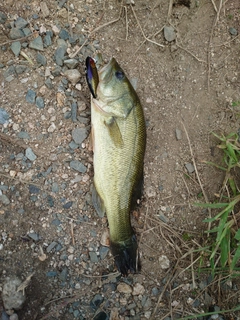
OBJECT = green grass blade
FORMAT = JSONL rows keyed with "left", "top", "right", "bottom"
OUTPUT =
{"left": 231, "top": 246, "right": 240, "bottom": 271}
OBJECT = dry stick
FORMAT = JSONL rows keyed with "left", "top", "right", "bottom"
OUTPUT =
{"left": 70, "top": 220, "right": 75, "bottom": 246}
{"left": 210, "top": 0, "right": 218, "bottom": 12}
{"left": 167, "top": 0, "right": 174, "bottom": 20}
{"left": 181, "top": 121, "right": 212, "bottom": 231}
{"left": 124, "top": 6, "right": 128, "bottom": 40}
{"left": 176, "top": 41, "right": 207, "bottom": 64}
{"left": 130, "top": 4, "right": 165, "bottom": 48}
{"left": 69, "top": 7, "right": 123, "bottom": 59}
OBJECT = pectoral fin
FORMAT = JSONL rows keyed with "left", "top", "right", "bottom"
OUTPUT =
{"left": 92, "top": 183, "right": 105, "bottom": 218}
{"left": 104, "top": 117, "right": 123, "bottom": 148}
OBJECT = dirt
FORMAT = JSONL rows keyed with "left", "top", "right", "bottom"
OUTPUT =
{"left": 0, "top": 0, "right": 240, "bottom": 319}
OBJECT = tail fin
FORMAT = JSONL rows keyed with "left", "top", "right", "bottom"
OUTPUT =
{"left": 110, "top": 235, "right": 139, "bottom": 276}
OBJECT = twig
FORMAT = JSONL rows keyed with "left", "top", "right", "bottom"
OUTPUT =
{"left": 168, "top": 0, "right": 174, "bottom": 20}
{"left": 211, "top": 0, "right": 218, "bottom": 13}
{"left": 124, "top": 6, "right": 128, "bottom": 40}
{"left": 69, "top": 6, "right": 123, "bottom": 58}
{"left": 70, "top": 220, "right": 75, "bottom": 246}
{"left": 130, "top": 4, "right": 164, "bottom": 48}
{"left": 176, "top": 41, "right": 207, "bottom": 64}
{"left": 0, "top": 31, "right": 36, "bottom": 47}
{"left": 181, "top": 121, "right": 212, "bottom": 231}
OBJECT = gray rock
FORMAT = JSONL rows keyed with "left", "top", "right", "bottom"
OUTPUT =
{"left": 229, "top": 27, "right": 238, "bottom": 36}
{"left": 15, "top": 17, "right": 28, "bottom": 29}
{"left": 0, "top": 194, "right": 10, "bottom": 205}
{"left": 90, "top": 294, "right": 103, "bottom": 310}
{"left": 18, "top": 131, "right": 30, "bottom": 139}
{"left": 28, "top": 232, "right": 40, "bottom": 241}
{"left": 44, "top": 33, "right": 52, "bottom": 46}
{"left": 72, "top": 127, "right": 88, "bottom": 145}
{"left": 52, "top": 182, "right": 59, "bottom": 193}
{"left": 64, "top": 69, "right": 81, "bottom": 84}
{"left": 64, "top": 58, "right": 79, "bottom": 69}
{"left": 59, "top": 267, "right": 68, "bottom": 281}
{"left": 51, "top": 66, "right": 62, "bottom": 76}
{"left": 59, "top": 29, "right": 69, "bottom": 40}
{"left": 69, "top": 141, "right": 79, "bottom": 149}
{"left": 29, "top": 184, "right": 40, "bottom": 194}
{"left": 185, "top": 162, "right": 195, "bottom": 174}
{"left": 45, "top": 78, "right": 53, "bottom": 89}
{"left": 4, "top": 65, "right": 15, "bottom": 78}
{"left": 175, "top": 128, "right": 182, "bottom": 140}
{"left": 54, "top": 39, "right": 67, "bottom": 66}
{"left": 10, "top": 41, "right": 21, "bottom": 56}
{"left": 9, "top": 313, "right": 18, "bottom": 320}
{"left": 22, "top": 27, "right": 32, "bottom": 36}
{"left": 5, "top": 75, "right": 14, "bottom": 82}
{"left": 164, "top": 26, "right": 176, "bottom": 42}
{"left": 0, "top": 11, "right": 7, "bottom": 24}
{"left": 1, "top": 310, "right": 9, "bottom": 320}
{"left": 0, "top": 108, "right": 10, "bottom": 124}
{"left": 36, "top": 96, "right": 45, "bottom": 109}
{"left": 9, "top": 28, "right": 25, "bottom": 40}
{"left": 2, "top": 277, "right": 26, "bottom": 310}
{"left": 63, "top": 201, "right": 73, "bottom": 209}
{"left": 26, "top": 89, "right": 36, "bottom": 104}
{"left": 15, "top": 65, "right": 27, "bottom": 74}
{"left": 47, "top": 241, "right": 57, "bottom": 253}
{"left": 89, "top": 251, "right": 98, "bottom": 263}
{"left": 99, "top": 246, "right": 109, "bottom": 260}
{"left": 29, "top": 36, "right": 44, "bottom": 51}
{"left": 93, "top": 311, "right": 108, "bottom": 320}
{"left": 36, "top": 52, "right": 47, "bottom": 66}
{"left": 71, "top": 102, "right": 78, "bottom": 122}
{"left": 40, "top": 2, "right": 50, "bottom": 18}
{"left": 25, "top": 147, "right": 37, "bottom": 161}
{"left": 70, "top": 160, "right": 87, "bottom": 173}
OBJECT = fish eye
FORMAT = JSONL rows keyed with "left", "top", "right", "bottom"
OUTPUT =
{"left": 115, "top": 70, "right": 125, "bottom": 80}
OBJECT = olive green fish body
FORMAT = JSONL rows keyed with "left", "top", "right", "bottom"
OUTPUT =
{"left": 87, "top": 56, "right": 146, "bottom": 275}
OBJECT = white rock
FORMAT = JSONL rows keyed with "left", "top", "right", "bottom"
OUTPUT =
{"left": 132, "top": 283, "right": 145, "bottom": 295}
{"left": 117, "top": 283, "right": 132, "bottom": 294}
{"left": 159, "top": 255, "right": 170, "bottom": 269}
{"left": 47, "top": 123, "right": 56, "bottom": 132}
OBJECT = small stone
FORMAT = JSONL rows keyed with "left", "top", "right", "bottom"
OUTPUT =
{"left": 40, "top": 2, "right": 50, "bottom": 17}
{"left": 71, "top": 102, "right": 78, "bottom": 122}
{"left": 1, "top": 310, "right": 9, "bottom": 320}
{"left": 0, "top": 11, "right": 7, "bottom": 24}
{"left": 93, "top": 311, "right": 108, "bottom": 320}
{"left": 44, "top": 33, "right": 52, "bottom": 46}
{"left": 10, "top": 41, "right": 21, "bottom": 56}
{"left": 46, "top": 271, "right": 57, "bottom": 277}
{"left": 47, "top": 241, "right": 57, "bottom": 252}
{"left": 59, "top": 267, "right": 68, "bottom": 281}
{"left": 0, "top": 194, "right": 10, "bottom": 205}
{"left": 59, "top": 29, "right": 69, "bottom": 40}
{"left": 36, "top": 96, "right": 45, "bottom": 109}
{"left": 45, "top": 78, "right": 53, "bottom": 89}
{"left": 5, "top": 75, "right": 14, "bottom": 82}
{"left": 29, "top": 185, "right": 40, "bottom": 194}
{"left": 48, "top": 123, "right": 56, "bottom": 132}
{"left": 90, "top": 294, "right": 104, "bottom": 310}
{"left": 22, "top": 27, "right": 32, "bottom": 36}
{"left": 25, "top": 147, "right": 37, "bottom": 161}
{"left": 229, "top": 27, "right": 238, "bottom": 36}
{"left": 185, "top": 162, "right": 195, "bottom": 174}
{"left": 54, "top": 39, "right": 67, "bottom": 66}
{"left": 18, "top": 131, "right": 29, "bottom": 139}
{"left": 117, "top": 283, "right": 132, "bottom": 294}
{"left": 175, "top": 128, "right": 182, "bottom": 140}
{"left": 28, "top": 232, "right": 40, "bottom": 241}
{"left": 29, "top": 36, "right": 44, "bottom": 51}
{"left": 15, "top": 17, "right": 28, "bottom": 29}
{"left": 52, "top": 182, "right": 59, "bottom": 193}
{"left": 26, "top": 89, "right": 36, "bottom": 104}
{"left": 2, "top": 277, "right": 26, "bottom": 310}
{"left": 99, "top": 246, "right": 109, "bottom": 260}
{"left": 159, "top": 255, "right": 170, "bottom": 269}
{"left": 89, "top": 251, "right": 98, "bottom": 263}
{"left": 64, "top": 69, "right": 81, "bottom": 84}
{"left": 70, "top": 160, "right": 87, "bottom": 173}
{"left": 63, "top": 201, "right": 73, "bottom": 209}
{"left": 69, "top": 141, "right": 78, "bottom": 149}
{"left": 15, "top": 65, "right": 27, "bottom": 74}
{"left": 145, "top": 186, "right": 156, "bottom": 198}
{"left": 132, "top": 283, "right": 145, "bottom": 295}
{"left": 9, "top": 28, "right": 25, "bottom": 40}
{"left": 36, "top": 52, "right": 47, "bottom": 66}
{"left": 64, "top": 58, "right": 79, "bottom": 69}
{"left": 0, "top": 108, "right": 10, "bottom": 124}
{"left": 72, "top": 127, "right": 88, "bottom": 145}
{"left": 47, "top": 195, "right": 54, "bottom": 207}
{"left": 164, "top": 26, "right": 176, "bottom": 42}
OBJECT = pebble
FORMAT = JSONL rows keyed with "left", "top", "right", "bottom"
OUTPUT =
{"left": 48, "top": 123, "right": 56, "bottom": 132}
{"left": 44, "top": 33, "right": 52, "bottom": 47}
{"left": 59, "top": 29, "right": 69, "bottom": 40}
{"left": 52, "top": 182, "right": 59, "bottom": 192}
{"left": 25, "top": 147, "right": 37, "bottom": 161}
{"left": 72, "top": 127, "right": 88, "bottom": 145}
{"left": 10, "top": 41, "right": 21, "bottom": 56}
{"left": 0, "top": 108, "right": 10, "bottom": 124}
{"left": 69, "top": 141, "right": 78, "bottom": 149}
{"left": 117, "top": 283, "right": 132, "bottom": 294}
{"left": 36, "top": 96, "right": 45, "bottom": 109}
{"left": 0, "top": 11, "right": 7, "bottom": 24}
{"left": 175, "top": 128, "right": 182, "bottom": 140}
{"left": 29, "top": 36, "right": 44, "bottom": 51}
{"left": 99, "top": 246, "right": 109, "bottom": 260}
{"left": 59, "top": 267, "right": 68, "bottom": 281}
{"left": 29, "top": 185, "right": 40, "bottom": 194}
{"left": 54, "top": 39, "right": 67, "bottom": 66}
{"left": 28, "top": 232, "right": 40, "bottom": 241}
{"left": 71, "top": 102, "right": 78, "bottom": 122}
{"left": 89, "top": 251, "right": 98, "bottom": 263}
{"left": 15, "top": 65, "right": 27, "bottom": 74}
{"left": 64, "top": 69, "right": 81, "bottom": 84}
{"left": 2, "top": 277, "right": 26, "bottom": 311}
{"left": 47, "top": 241, "right": 57, "bottom": 252}
{"left": 9, "top": 28, "right": 25, "bottom": 40}
{"left": 45, "top": 78, "right": 53, "bottom": 89}
{"left": 64, "top": 58, "right": 79, "bottom": 69}
{"left": 90, "top": 294, "right": 104, "bottom": 310}
{"left": 132, "top": 283, "right": 145, "bottom": 295}
{"left": 36, "top": 52, "right": 47, "bottom": 66}
{"left": 40, "top": 2, "right": 50, "bottom": 17}
{"left": 9, "top": 314, "right": 18, "bottom": 320}
{"left": 164, "top": 26, "right": 176, "bottom": 42}
{"left": 46, "top": 271, "right": 57, "bottom": 277}
{"left": 1, "top": 310, "right": 9, "bottom": 320}
{"left": 22, "top": 27, "right": 32, "bottom": 36}
{"left": 26, "top": 89, "right": 36, "bottom": 104}
{"left": 159, "top": 255, "right": 170, "bottom": 269}
{"left": 185, "top": 162, "right": 195, "bottom": 174}
{"left": 47, "top": 195, "right": 54, "bottom": 207}
{"left": 229, "top": 27, "right": 238, "bottom": 36}
{"left": 63, "top": 201, "right": 73, "bottom": 209}
{"left": 93, "top": 311, "right": 109, "bottom": 320}
{"left": 15, "top": 17, "right": 28, "bottom": 29}
{"left": 70, "top": 160, "right": 87, "bottom": 173}
{"left": 0, "top": 194, "right": 10, "bottom": 205}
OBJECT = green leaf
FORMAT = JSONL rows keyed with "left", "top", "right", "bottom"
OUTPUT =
{"left": 234, "top": 229, "right": 240, "bottom": 241}
{"left": 195, "top": 202, "right": 229, "bottom": 209}
{"left": 231, "top": 246, "right": 240, "bottom": 271}
{"left": 220, "top": 233, "right": 229, "bottom": 267}
{"left": 229, "top": 177, "right": 237, "bottom": 196}
{"left": 226, "top": 142, "right": 238, "bottom": 163}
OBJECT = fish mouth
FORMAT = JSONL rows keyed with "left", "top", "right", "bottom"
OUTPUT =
{"left": 97, "top": 57, "right": 116, "bottom": 82}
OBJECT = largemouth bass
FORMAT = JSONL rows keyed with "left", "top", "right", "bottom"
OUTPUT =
{"left": 86, "top": 54, "right": 146, "bottom": 276}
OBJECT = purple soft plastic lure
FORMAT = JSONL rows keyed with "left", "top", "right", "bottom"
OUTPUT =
{"left": 85, "top": 56, "right": 99, "bottom": 98}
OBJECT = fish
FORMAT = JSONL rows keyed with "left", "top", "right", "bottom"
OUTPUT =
{"left": 85, "top": 54, "right": 146, "bottom": 276}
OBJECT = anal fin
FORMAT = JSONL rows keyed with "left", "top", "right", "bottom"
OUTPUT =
{"left": 92, "top": 183, "right": 105, "bottom": 218}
